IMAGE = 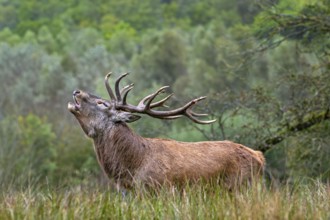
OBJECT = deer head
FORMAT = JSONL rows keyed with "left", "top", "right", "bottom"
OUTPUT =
{"left": 67, "top": 90, "right": 140, "bottom": 138}
{"left": 68, "top": 72, "right": 215, "bottom": 137}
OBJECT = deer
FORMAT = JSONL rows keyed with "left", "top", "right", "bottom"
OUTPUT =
{"left": 67, "top": 72, "right": 265, "bottom": 190}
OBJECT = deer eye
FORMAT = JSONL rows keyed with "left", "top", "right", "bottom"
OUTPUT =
{"left": 96, "top": 100, "right": 109, "bottom": 108}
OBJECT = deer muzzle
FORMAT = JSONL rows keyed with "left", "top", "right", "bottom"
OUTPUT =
{"left": 68, "top": 90, "right": 82, "bottom": 113}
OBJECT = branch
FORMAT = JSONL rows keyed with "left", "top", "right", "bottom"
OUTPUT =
{"left": 257, "top": 108, "right": 330, "bottom": 153}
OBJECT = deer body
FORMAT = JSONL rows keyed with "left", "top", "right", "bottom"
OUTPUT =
{"left": 92, "top": 122, "right": 264, "bottom": 189}
{"left": 68, "top": 73, "right": 265, "bottom": 189}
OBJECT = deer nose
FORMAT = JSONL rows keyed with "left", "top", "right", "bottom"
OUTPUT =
{"left": 73, "top": 90, "right": 81, "bottom": 96}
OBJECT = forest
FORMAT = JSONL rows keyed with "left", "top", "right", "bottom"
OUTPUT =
{"left": 0, "top": 0, "right": 329, "bottom": 218}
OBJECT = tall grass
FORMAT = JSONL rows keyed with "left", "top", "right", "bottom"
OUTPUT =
{"left": 1, "top": 181, "right": 329, "bottom": 220}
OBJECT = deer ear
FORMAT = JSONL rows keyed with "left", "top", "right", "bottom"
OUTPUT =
{"left": 113, "top": 112, "right": 141, "bottom": 123}
{"left": 124, "top": 113, "right": 141, "bottom": 123}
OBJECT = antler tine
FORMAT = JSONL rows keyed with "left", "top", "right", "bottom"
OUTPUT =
{"left": 137, "top": 86, "right": 169, "bottom": 109}
{"left": 185, "top": 113, "right": 217, "bottom": 124}
{"left": 151, "top": 96, "right": 216, "bottom": 124}
{"left": 120, "top": 83, "right": 134, "bottom": 95}
{"left": 138, "top": 94, "right": 153, "bottom": 108}
{"left": 188, "top": 111, "right": 209, "bottom": 117}
{"left": 185, "top": 109, "right": 216, "bottom": 124}
{"left": 115, "top": 73, "right": 129, "bottom": 101}
{"left": 150, "top": 93, "right": 173, "bottom": 108}
{"left": 155, "top": 96, "right": 207, "bottom": 116}
{"left": 122, "top": 84, "right": 134, "bottom": 105}
{"left": 154, "top": 115, "right": 183, "bottom": 120}
{"left": 105, "top": 72, "right": 116, "bottom": 101}
{"left": 183, "top": 99, "right": 216, "bottom": 124}
{"left": 151, "top": 95, "right": 216, "bottom": 124}
{"left": 144, "top": 86, "right": 169, "bottom": 110}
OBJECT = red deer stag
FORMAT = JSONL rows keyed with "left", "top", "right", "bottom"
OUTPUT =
{"left": 68, "top": 73, "right": 265, "bottom": 190}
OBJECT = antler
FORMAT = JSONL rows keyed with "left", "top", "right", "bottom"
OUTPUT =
{"left": 105, "top": 72, "right": 116, "bottom": 101}
{"left": 104, "top": 72, "right": 216, "bottom": 124}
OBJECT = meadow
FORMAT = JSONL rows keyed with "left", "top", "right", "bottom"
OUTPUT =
{"left": 1, "top": 181, "right": 329, "bottom": 220}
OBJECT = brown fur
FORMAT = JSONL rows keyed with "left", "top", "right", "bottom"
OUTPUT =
{"left": 93, "top": 123, "right": 264, "bottom": 189}
{"left": 68, "top": 90, "right": 265, "bottom": 190}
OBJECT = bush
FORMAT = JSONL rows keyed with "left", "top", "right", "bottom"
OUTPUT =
{"left": 0, "top": 114, "right": 57, "bottom": 187}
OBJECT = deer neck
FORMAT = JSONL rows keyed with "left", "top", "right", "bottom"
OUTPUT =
{"left": 92, "top": 122, "right": 148, "bottom": 181}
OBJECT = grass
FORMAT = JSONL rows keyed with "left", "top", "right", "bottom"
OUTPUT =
{"left": 0, "top": 182, "right": 329, "bottom": 220}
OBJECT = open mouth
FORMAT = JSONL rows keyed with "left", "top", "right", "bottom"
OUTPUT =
{"left": 73, "top": 95, "right": 81, "bottom": 108}
{"left": 68, "top": 95, "right": 81, "bottom": 113}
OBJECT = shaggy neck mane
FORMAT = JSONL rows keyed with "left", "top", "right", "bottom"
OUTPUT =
{"left": 93, "top": 122, "right": 148, "bottom": 184}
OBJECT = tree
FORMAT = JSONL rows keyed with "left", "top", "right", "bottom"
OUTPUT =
{"left": 192, "top": 0, "right": 330, "bottom": 181}
{"left": 131, "top": 29, "right": 188, "bottom": 91}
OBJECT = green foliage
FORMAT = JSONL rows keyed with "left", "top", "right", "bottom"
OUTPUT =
{"left": 131, "top": 29, "right": 188, "bottom": 89}
{"left": 53, "top": 124, "right": 100, "bottom": 185}
{"left": 0, "top": 28, "right": 21, "bottom": 45}
{"left": 253, "top": 0, "right": 330, "bottom": 54}
{"left": 286, "top": 121, "right": 330, "bottom": 181}
{"left": 0, "top": 114, "right": 57, "bottom": 186}
{"left": 105, "top": 22, "right": 137, "bottom": 61}
{"left": 37, "top": 26, "right": 57, "bottom": 52}
{"left": 0, "top": 42, "right": 71, "bottom": 116}
{"left": 0, "top": 114, "right": 101, "bottom": 188}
